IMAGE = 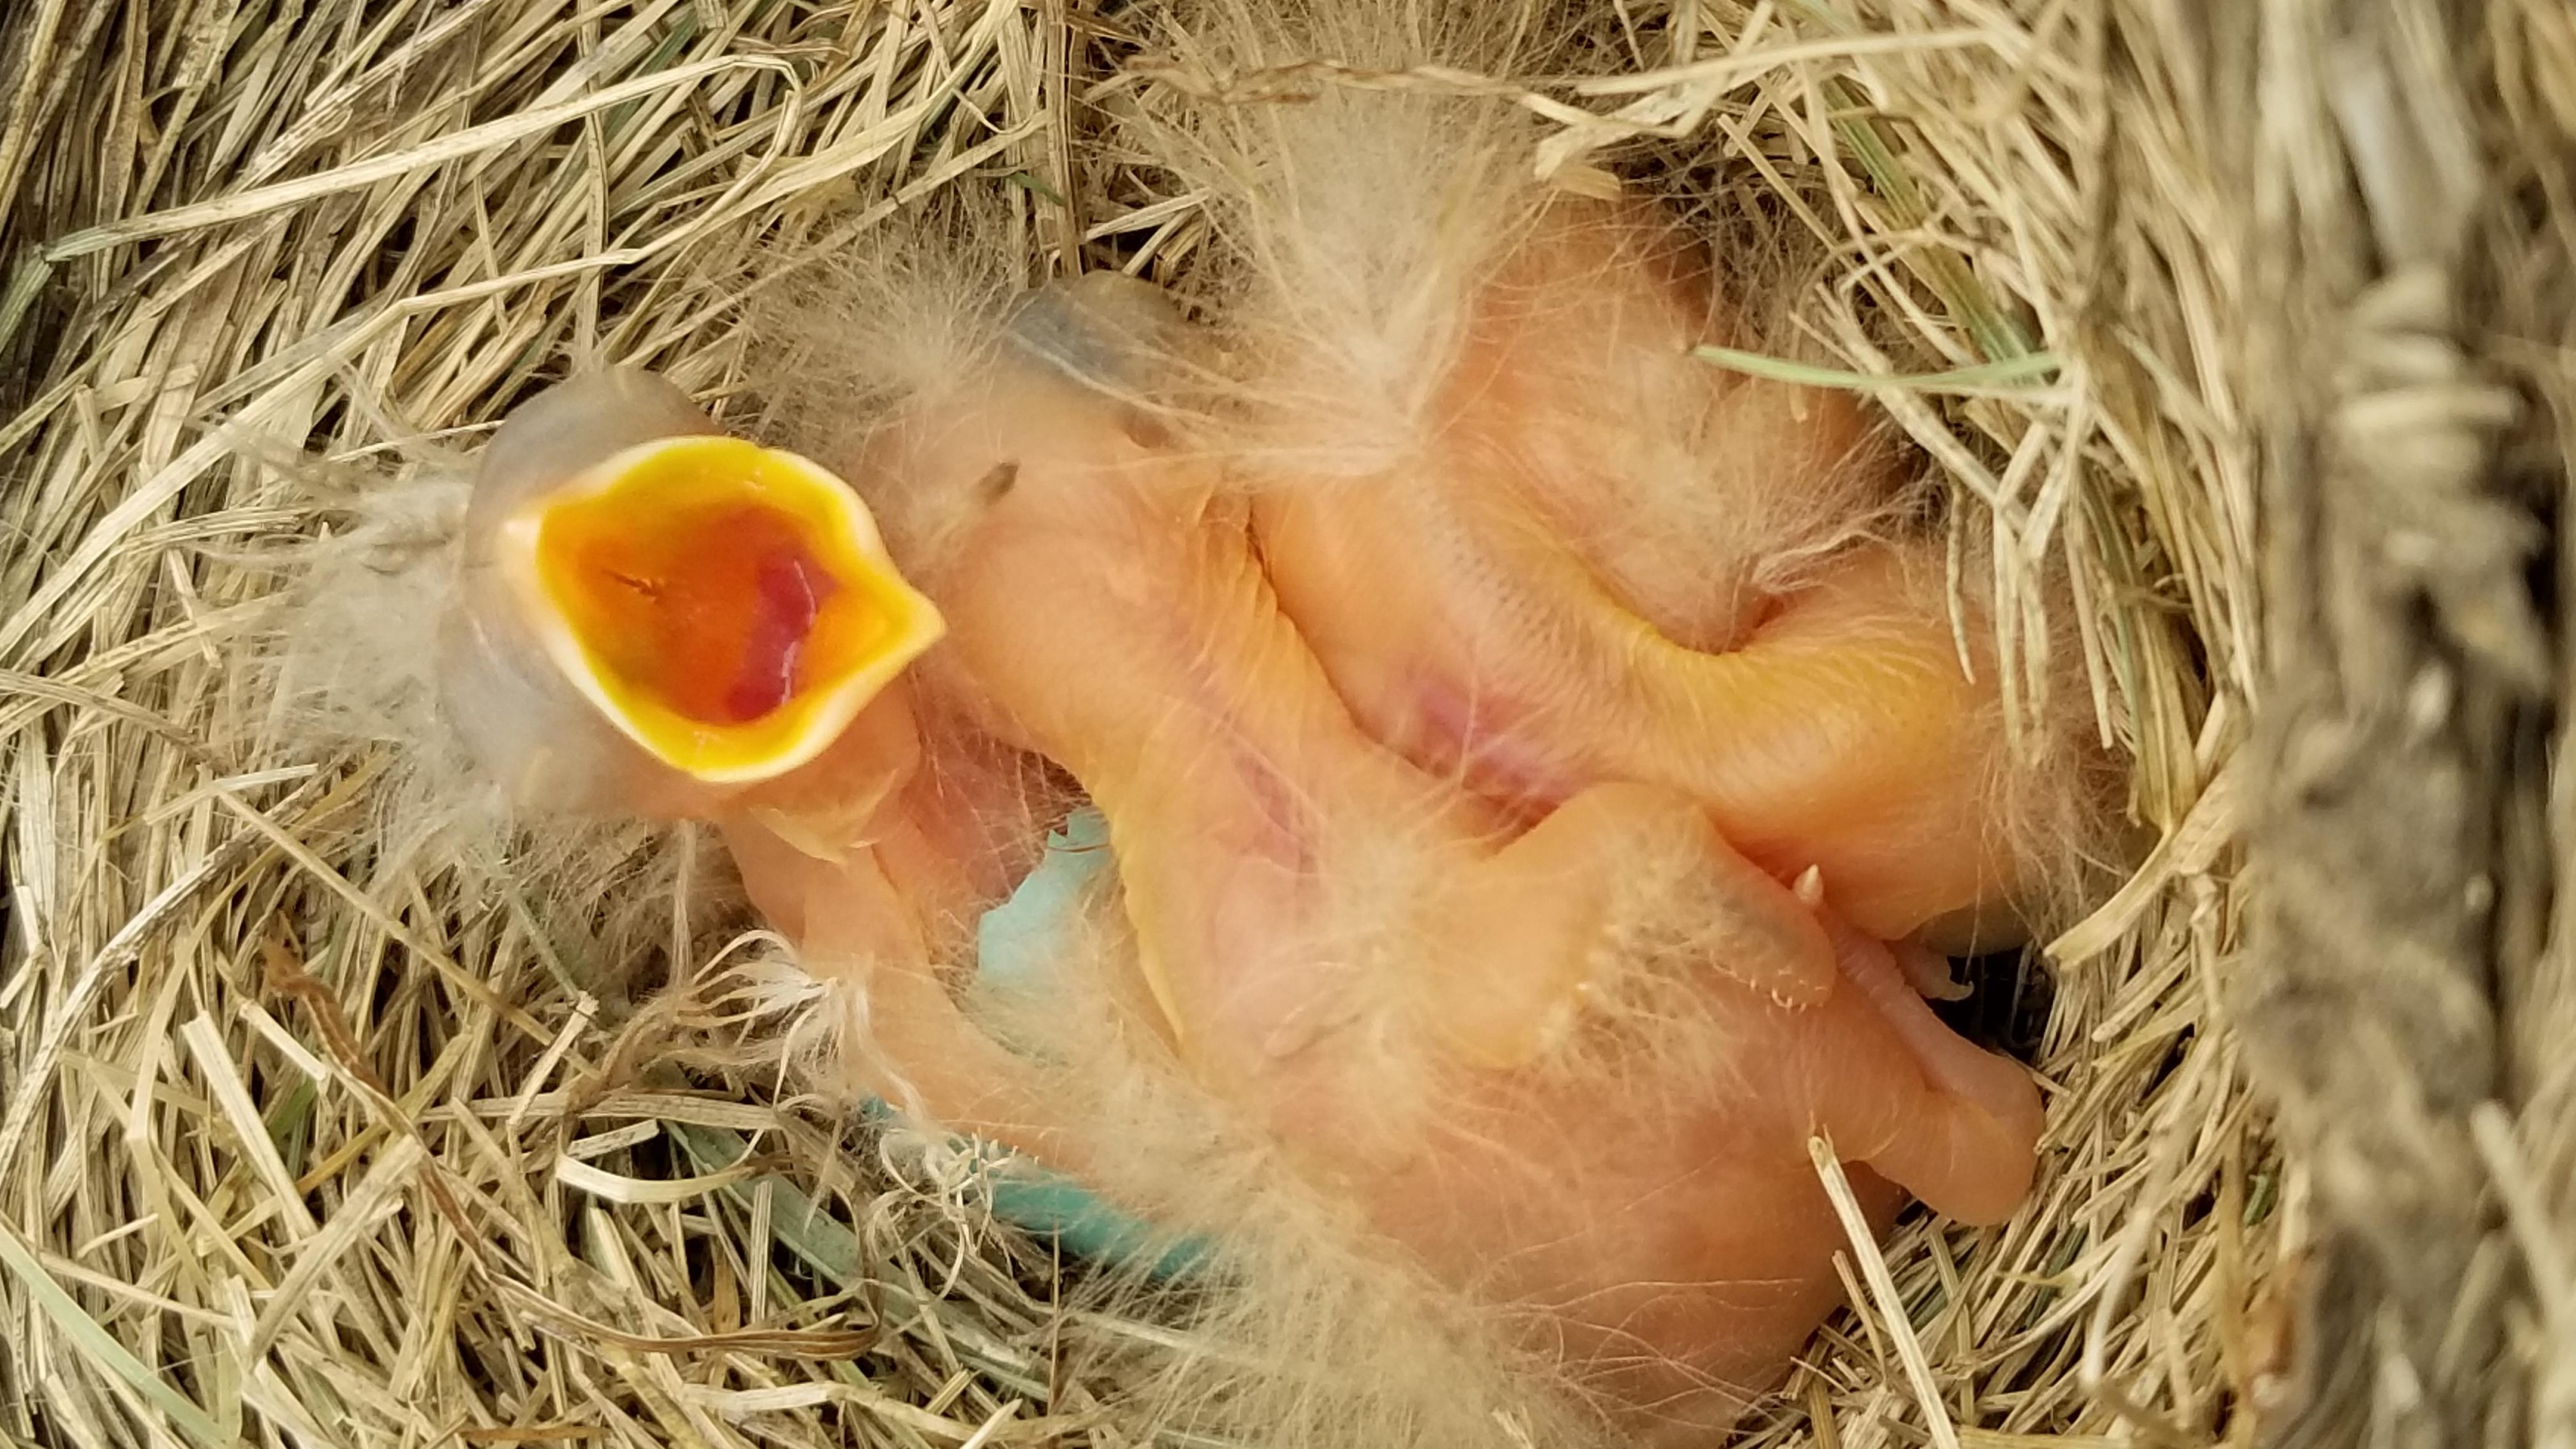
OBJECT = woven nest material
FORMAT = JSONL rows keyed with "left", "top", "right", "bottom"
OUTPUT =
{"left": 0, "top": 1, "right": 2564, "bottom": 1447}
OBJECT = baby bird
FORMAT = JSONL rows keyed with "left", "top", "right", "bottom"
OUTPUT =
{"left": 436, "top": 367, "right": 1087, "bottom": 1150}
{"left": 1249, "top": 198, "right": 2025, "bottom": 943}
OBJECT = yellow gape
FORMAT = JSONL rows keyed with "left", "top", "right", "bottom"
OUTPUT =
{"left": 494, "top": 435, "right": 943, "bottom": 785}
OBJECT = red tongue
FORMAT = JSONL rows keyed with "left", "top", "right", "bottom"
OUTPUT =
{"left": 720, "top": 545, "right": 839, "bottom": 723}
{"left": 548, "top": 500, "right": 848, "bottom": 727}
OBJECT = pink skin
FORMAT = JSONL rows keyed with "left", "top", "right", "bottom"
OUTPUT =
{"left": 1358, "top": 918, "right": 2037, "bottom": 1438}
{"left": 449, "top": 295, "right": 2043, "bottom": 1434}
{"left": 824, "top": 279, "right": 2043, "bottom": 1431}
{"left": 1253, "top": 200, "right": 2024, "bottom": 942}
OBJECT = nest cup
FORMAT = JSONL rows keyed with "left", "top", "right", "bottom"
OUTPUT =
{"left": 18, "top": 0, "right": 2559, "bottom": 1446}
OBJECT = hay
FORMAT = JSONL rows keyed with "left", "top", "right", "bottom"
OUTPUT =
{"left": 0, "top": 0, "right": 2415, "bottom": 1443}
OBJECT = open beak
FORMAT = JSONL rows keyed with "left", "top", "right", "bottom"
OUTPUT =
{"left": 492, "top": 434, "right": 944, "bottom": 786}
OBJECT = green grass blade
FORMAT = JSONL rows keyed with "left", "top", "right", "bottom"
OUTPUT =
{"left": 1693, "top": 344, "right": 2061, "bottom": 392}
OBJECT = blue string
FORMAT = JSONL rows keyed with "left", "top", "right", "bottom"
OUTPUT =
{"left": 882, "top": 807, "right": 1216, "bottom": 1281}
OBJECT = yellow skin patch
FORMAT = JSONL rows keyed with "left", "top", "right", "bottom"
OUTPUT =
{"left": 500, "top": 435, "right": 945, "bottom": 785}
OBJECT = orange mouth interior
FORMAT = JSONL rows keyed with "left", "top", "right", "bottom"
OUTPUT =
{"left": 528, "top": 437, "right": 936, "bottom": 780}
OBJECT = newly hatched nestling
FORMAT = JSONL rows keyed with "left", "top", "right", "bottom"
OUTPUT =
{"left": 1251, "top": 200, "right": 2020, "bottom": 942}
{"left": 1139, "top": 7, "right": 2080, "bottom": 945}
{"left": 432, "top": 367, "right": 1085, "bottom": 1143}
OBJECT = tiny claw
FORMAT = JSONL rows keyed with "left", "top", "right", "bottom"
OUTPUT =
{"left": 1793, "top": 865, "right": 1826, "bottom": 910}
{"left": 1895, "top": 941, "right": 1972, "bottom": 1002}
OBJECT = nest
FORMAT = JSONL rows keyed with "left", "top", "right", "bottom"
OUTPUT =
{"left": 0, "top": 0, "right": 2563, "bottom": 1445}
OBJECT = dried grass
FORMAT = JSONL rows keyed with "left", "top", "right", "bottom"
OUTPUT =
{"left": 0, "top": 0, "right": 2363, "bottom": 1445}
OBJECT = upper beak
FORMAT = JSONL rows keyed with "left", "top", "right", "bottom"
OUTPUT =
{"left": 493, "top": 432, "right": 945, "bottom": 785}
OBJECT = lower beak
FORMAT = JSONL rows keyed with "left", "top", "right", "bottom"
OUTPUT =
{"left": 496, "top": 434, "right": 944, "bottom": 785}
